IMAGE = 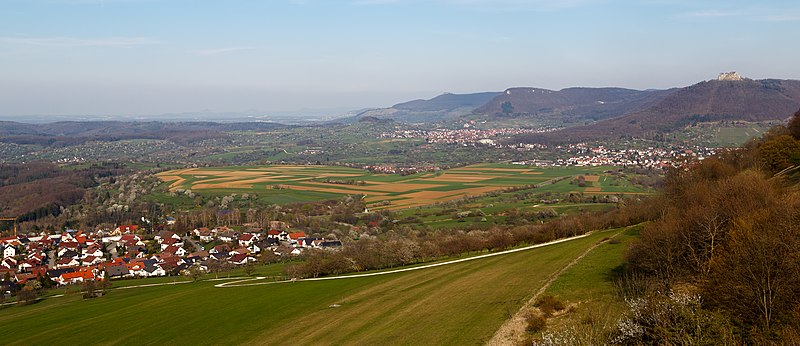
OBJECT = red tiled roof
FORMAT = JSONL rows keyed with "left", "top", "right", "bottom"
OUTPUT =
{"left": 118, "top": 225, "right": 139, "bottom": 232}
{"left": 60, "top": 271, "right": 94, "bottom": 280}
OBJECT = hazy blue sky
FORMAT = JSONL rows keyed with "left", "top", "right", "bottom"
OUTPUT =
{"left": 1, "top": 0, "right": 799, "bottom": 116}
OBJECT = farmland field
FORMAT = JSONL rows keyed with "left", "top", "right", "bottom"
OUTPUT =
{"left": 156, "top": 164, "right": 646, "bottom": 210}
{"left": 0, "top": 229, "right": 625, "bottom": 345}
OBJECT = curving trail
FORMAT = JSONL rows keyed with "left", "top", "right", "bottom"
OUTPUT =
{"left": 214, "top": 232, "right": 592, "bottom": 288}
{"left": 487, "top": 230, "right": 622, "bottom": 345}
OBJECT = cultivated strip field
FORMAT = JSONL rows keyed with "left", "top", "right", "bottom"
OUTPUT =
{"left": 157, "top": 164, "right": 645, "bottom": 210}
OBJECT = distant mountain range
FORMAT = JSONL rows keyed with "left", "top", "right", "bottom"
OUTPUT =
{"left": 3, "top": 74, "right": 800, "bottom": 146}
{"left": 344, "top": 74, "right": 800, "bottom": 143}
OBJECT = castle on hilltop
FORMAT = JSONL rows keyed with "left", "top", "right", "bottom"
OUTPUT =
{"left": 717, "top": 71, "right": 743, "bottom": 81}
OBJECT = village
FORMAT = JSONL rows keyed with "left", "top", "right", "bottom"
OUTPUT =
{"left": 0, "top": 223, "right": 342, "bottom": 291}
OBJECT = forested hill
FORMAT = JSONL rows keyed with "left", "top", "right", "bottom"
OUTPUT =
{"left": 475, "top": 87, "right": 669, "bottom": 123}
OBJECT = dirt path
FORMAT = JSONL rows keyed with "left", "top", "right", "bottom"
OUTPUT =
{"left": 486, "top": 231, "right": 620, "bottom": 346}
{"left": 215, "top": 232, "right": 592, "bottom": 288}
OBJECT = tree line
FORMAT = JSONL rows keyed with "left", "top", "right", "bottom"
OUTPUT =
{"left": 618, "top": 110, "right": 800, "bottom": 343}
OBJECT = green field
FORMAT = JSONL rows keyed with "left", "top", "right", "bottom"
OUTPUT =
{"left": 156, "top": 164, "right": 646, "bottom": 210}
{"left": 0, "top": 229, "right": 626, "bottom": 345}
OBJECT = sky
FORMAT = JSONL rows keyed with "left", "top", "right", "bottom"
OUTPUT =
{"left": 1, "top": 0, "right": 799, "bottom": 117}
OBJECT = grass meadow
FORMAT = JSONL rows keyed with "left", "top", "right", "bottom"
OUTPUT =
{"left": 0, "top": 229, "right": 626, "bottom": 345}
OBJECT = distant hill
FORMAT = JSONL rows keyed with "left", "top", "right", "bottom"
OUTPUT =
{"left": 516, "top": 77, "right": 800, "bottom": 143}
{"left": 475, "top": 87, "right": 670, "bottom": 123}
{"left": 0, "top": 121, "right": 287, "bottom": 147}
{"left": 393, "top": 92, "right": 502, "bottom": 112}
{"left": 345, "top": 92, "right": 502, "bottom": 123}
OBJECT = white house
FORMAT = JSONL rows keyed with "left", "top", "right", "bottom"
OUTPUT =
{"left": 2, "top": 244, "right": 16, "bottom": 259}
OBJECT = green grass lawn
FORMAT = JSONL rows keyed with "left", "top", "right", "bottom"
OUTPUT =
{"left": 0, "top": 230, "right": 621, "bottom": 345}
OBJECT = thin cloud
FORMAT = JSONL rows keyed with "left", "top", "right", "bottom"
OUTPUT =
{"left": 194, "top": 47, "right": 256, "bottom": 56}
{"left": 0, "top": 36, "right": 161, "bottom": 48}
{"left": 681, "top": 10, "right": 740, "bottom": 18}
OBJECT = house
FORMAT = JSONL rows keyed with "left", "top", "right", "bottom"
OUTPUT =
{"left": 192, "top": 227, "right": 209, "bottom": 237}
{"left": 160, "top": 237, "right": 183, "bottom": 251}
{"left": 58, "top": 248, "right": 80, "bottom": 259}
{"left": 228, "top": 253, "right": 256, "bottom": 265}
{"left": 155, "top": 231, "right": 180, "bottom": 244}
{"left": 251, "top": 238, "right": 278, "bottom": 254}
{"left": 126, "top": 262, "right": 148, "bottom": 277}
{"left": 1, "top": 257, "right": 18, "bottom": 269}
{"left": 197, "top": 229, "right": 215, "bottom": 243}
{"left": 27, "top": 252, "right": 45, "bottom": 263}
{"left": 229, "top": 247, "right": 250, "bottom": 256}
{"left": 105, "top": 264, "right": 131, "bottom": 278}
{"left": 274, "top": 246, "right": 301, "bottom": 256}
{"left": 217, "top": 231, "right": 237, "bottom": 243}
{"left": 247, "top": 243, "right": 262, "bottom": 254}
{"left": 123, "top": 238, "right": 146, "bottom": 248}
{"left": 81, "top": 256, "right": 103, "bottom": 266}
{"left": 57, "top": 270, "right": 95, "bottom": 286}
{"left": 238, "top": 233, "right": 258, "bottom": 247}
{"left": 209, "top": 252, "right": 228, "bottom": 261}
{"left": 267, "top": 229, "right": 282, "bottom": 239}
{"left": 74, "top": 233, "right": 88, "bottom": 245}
{"left": 127, "top": 246, "right": 147, "bottom": 258}
{"left": 190, "top": 250, "right": 209, "bottom": 260}
{"left": 47, "top": 267, "right": 74, "bottom": 277}
{"left": 60, "top": 232, "right": 76, "bottom": 243}
{"left": 158, "top": 256, "right": 184, "bottom": 274}
{"left": 288, "top": 232, "right": 306, "bottom": 244}
{"left": 17, "top": 259, "right": 41, "bottom": 272}
{"left": 115, "top": 224, "right": 139, "bottom": 234}
{"left": 14, "top": 272, "right": 37, "bottom": 284}
{"left": 82, "top": 244, "right": 104, "bottom": 258}
{"left": 2, "top": 244, "right": 16, "bottom": 258}
{"left": 296, "top": 237, "right": 320, "bottom": 248}
{"left": 162, "top": 245, "right": 187, "bottom": 257}
{"left": 56, "top": 257, "right": 80, "bottom": 268}
{"left": 144, "top": 262, "right": 166, "bottom": 277}
{"left": 58, "top": 241, "right": 80, "bottom": 253}
{"left": 210, "top": 244, "right": 231, "bottom": 254}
